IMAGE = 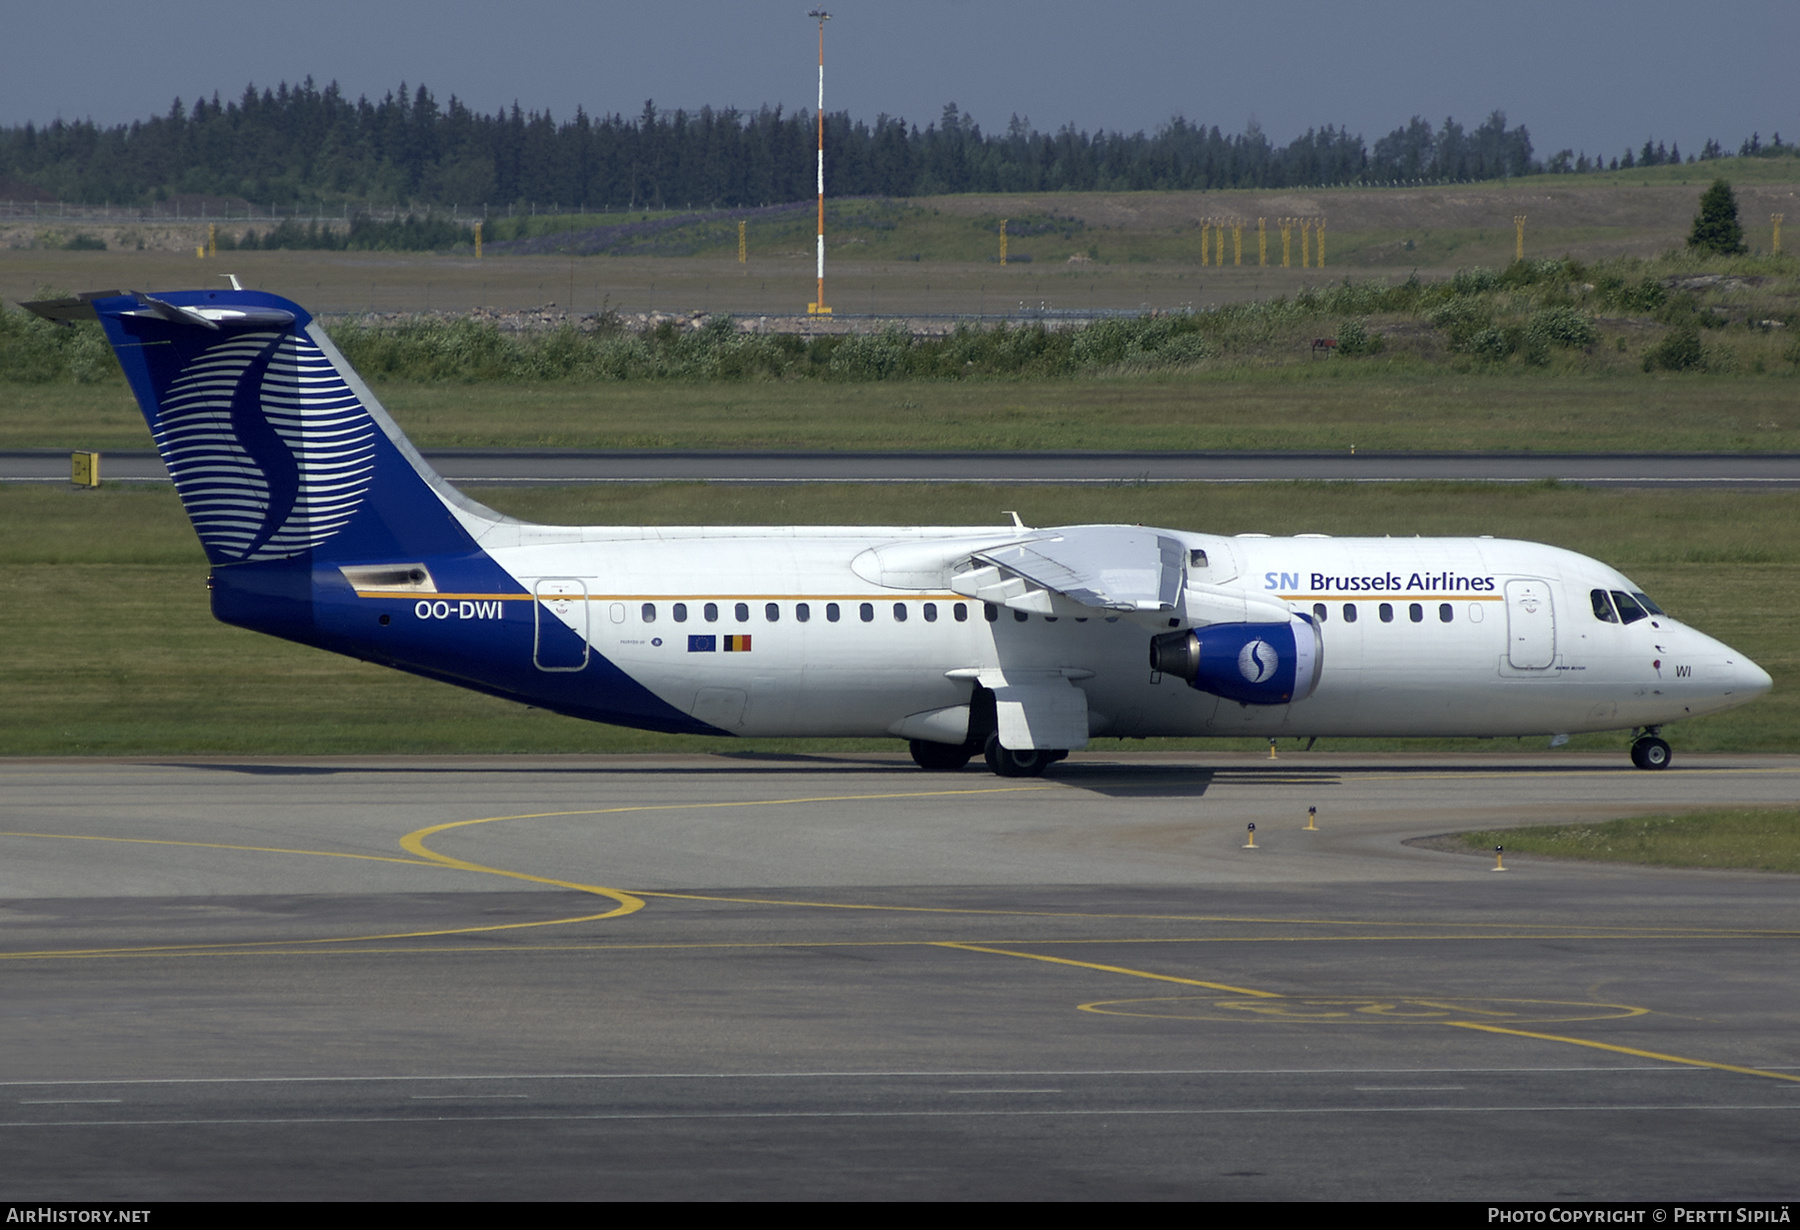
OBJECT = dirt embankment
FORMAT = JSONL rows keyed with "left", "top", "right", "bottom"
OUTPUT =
{"left": 925, "top": 182, "right": 1800, "bottom": 236}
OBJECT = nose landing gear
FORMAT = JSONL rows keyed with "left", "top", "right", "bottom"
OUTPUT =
{"left": 1629, "top": 727, "right": 1672, "bottom": 770}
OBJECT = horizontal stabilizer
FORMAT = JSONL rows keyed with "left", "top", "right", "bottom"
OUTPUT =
{"left": 20, "top": 291, "right": 129, "bottom": 324}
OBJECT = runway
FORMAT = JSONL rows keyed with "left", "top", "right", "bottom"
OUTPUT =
{"left": 10, "top": 448, "right": 1800, "bottom": 488}
{"left": 3, "top": 752, "right": 1798, "bottom": 1200}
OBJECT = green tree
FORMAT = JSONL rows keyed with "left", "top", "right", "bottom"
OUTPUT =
{"left": 1688, "top": 178, "right": 1746, "bottom": 255}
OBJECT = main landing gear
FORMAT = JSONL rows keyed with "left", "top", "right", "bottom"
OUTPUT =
{"left": 1629, "top": 727, "right": 1672, "bottom": 771}
{"left": 909, "top": 738, "right": 975, "bottom": 772}
{"left": 982, "top": 734, "right": 1068, "bottom": 778}
{"left": 907, "top": 736, "right": 1070, "bottom": 776}
{"left": 906, "top": 686, "right": 1069, "bottom": 777}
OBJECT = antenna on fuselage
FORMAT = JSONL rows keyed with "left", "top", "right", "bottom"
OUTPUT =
{"left": 1005, "top": 510, "right": 1027, "bottom": 530}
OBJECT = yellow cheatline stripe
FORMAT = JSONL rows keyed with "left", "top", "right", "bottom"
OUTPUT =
{"left": 360, "top": 592, "right": 529, "bottom": 601}
{"left": 935, "top": 941, "right": 1283, "bottom": 998}
{"left": 358, "top": 592, "right": 965, "bottom": 603}
{"left": 1278, "top": 593, "right": 1504, "bottom": 601}
{"left": 1448, "top": 1021, "right": 1800, "bottom": 1084}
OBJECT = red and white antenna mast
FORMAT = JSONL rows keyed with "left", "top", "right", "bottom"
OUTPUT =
{"left": 807, "top": 9, "right": 832, "bottom": 315}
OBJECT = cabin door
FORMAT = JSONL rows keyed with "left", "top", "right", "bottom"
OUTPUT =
{"left": 533, "top": 578, "right": 590, "bottom": 671}
{"left": 1504, "top": 579, "right": 1556, "bottom": 669}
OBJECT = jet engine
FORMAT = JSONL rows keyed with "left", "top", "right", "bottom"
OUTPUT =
{"left": 1148, "top": 616, "right": 1323, "bottom": 705}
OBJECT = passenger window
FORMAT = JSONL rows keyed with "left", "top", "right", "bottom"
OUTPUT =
{"left": 826, "top": 602, "right": 840, "bottom": 622}
{"left": 1013, "top": 610, "right": 1029, "bottom": 622}
{"left": 704, "top": 602, "right": 719, "bottom": 623}
{"left": 735, "top": 602, "right": 750, "bottom": 622}
{"left": 954, "top": 603, "right": 968, "bottom": 622}
{"left": 1409, "top": 603, "right": 1423, "bottom": 623}
{"left": 1611, "top": 591, "right": 1649, "bottom": 625}
{"left": 796, "top": 602, "right": 810, "bottom": 623}
{"left": 859, "top": 602, "right": 874, "bottom": 622}
{"left": 1312, "top": 602, "right": 1328, "bottom": 622}
{"left": 641, "top": 602, "right": 656, "bottom": 623}
{"left": 1190, "top": 549, "right": 1209, "bottom": 568}
{"left": 1342, "top": 603, "right": 1357, "bottom": 623}
{"left": 765, "top": 602, "right": 779, "bottom": 622}
{"left": 1439, "top": 603, "right": 1453, "bottom": 623}
{"left": 923, "top": 602, "right": 938, "bottom": 622}
{"left": 893, "top": 602, "right": 908, "bottom": 622}
{"left": 673, "top": 602, "right": 688, "bottom": 623}
{"left": 984, "top": 603, "right": 999, "bottom": 622}
{"left": 1591, "top": 589, "right": 1620, "bottom": 623}
{"left": 1379, "top": 603, "right": 1394, "bottom": 623}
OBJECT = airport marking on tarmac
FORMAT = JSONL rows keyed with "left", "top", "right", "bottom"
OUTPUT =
{"left": 6, "top": 776, "right": 1800, "bottom": 1086}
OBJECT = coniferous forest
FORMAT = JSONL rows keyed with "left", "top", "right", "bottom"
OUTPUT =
{"left": 0, "top": 79, "right": 1560, "bottom": 209}
{"left": 4, "top": 79, "right": 1782, "bottom": 215}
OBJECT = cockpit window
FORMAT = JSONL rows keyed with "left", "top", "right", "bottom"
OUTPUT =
{"left": 1590, "top": 589, "right": 1619, "bottom": 623}
{"left": 1632, "top": 591, "right": 1665, "bottom": 616}
{"left": 1611, "top": 591, "right": 1649, "bottom": 625}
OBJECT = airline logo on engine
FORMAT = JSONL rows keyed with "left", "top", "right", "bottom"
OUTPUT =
{"left": 1238, "top": 639, "right": 1279, "bottom": 683}
{"left": 1264, "top": 570, "right": 1497, "bottom": 593}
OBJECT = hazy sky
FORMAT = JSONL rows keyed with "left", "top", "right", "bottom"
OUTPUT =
{"left": 4, "top": 1, "right": 1792, "bottom": 159}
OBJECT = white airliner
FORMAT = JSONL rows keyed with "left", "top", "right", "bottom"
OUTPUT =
{"left": 30, "top": 287, "right": 1771, "bottom": 774}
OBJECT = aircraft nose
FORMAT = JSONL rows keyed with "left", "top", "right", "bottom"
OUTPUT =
{"left": 1737, "top": 656, "right": 1774, "bottom": 697}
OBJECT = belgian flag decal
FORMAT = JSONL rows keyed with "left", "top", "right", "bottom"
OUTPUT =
{"left": 686, "top": 634, "right": 752, "bottom": 653}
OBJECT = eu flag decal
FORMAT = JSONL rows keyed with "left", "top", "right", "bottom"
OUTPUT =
{"left": 687, "top": 635, "right": 717, "bottom": 652}
{"left": 725, "top": 635, "right": 752, "bottom": 652}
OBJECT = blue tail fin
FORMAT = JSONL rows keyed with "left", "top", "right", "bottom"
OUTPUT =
{"left": 35, "top": 287, "right": 713, "bottom": 736}
{"left": 80, "top": 288, "right": 500, "bottom": 564}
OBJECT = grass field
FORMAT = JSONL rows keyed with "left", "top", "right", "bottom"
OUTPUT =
{"left": 6, "top": 168, "right": 1797, "bottom": 314}
{"left": 8, "top": 364, "right": 1798, "bottom": 454}
{"left": 2, "top": 480, "right": 1793, "bottom": 756}
{"left": 1453, "top": 809, "right": 1800, "bottom": 873}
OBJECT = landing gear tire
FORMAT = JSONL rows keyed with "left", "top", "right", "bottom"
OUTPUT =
{"left": 983, "top": 734, "right": 1063, "bottom": 778}
{"left": 910, "top": 738, "right": 974, "bottom": 772}
{"left": 1630, "top": 736, "right": 1672, "bottom": 770}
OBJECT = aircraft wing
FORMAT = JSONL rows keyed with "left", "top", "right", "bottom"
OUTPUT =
{"left": 951, "top": 526, "right": 1185, "bottom": 615}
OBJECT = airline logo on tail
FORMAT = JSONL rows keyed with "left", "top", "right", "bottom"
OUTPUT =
{"left": 156, "top": 330, "right": 377, "bottom": 561}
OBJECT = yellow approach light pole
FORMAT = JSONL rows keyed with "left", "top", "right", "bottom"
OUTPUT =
{"left": 808, "top": 9, "right": 832, "bottom": 314}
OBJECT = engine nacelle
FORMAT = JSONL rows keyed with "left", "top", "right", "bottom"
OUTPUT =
{"left": 1149, "top": 617, "right": 1323, "bottom": 705}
